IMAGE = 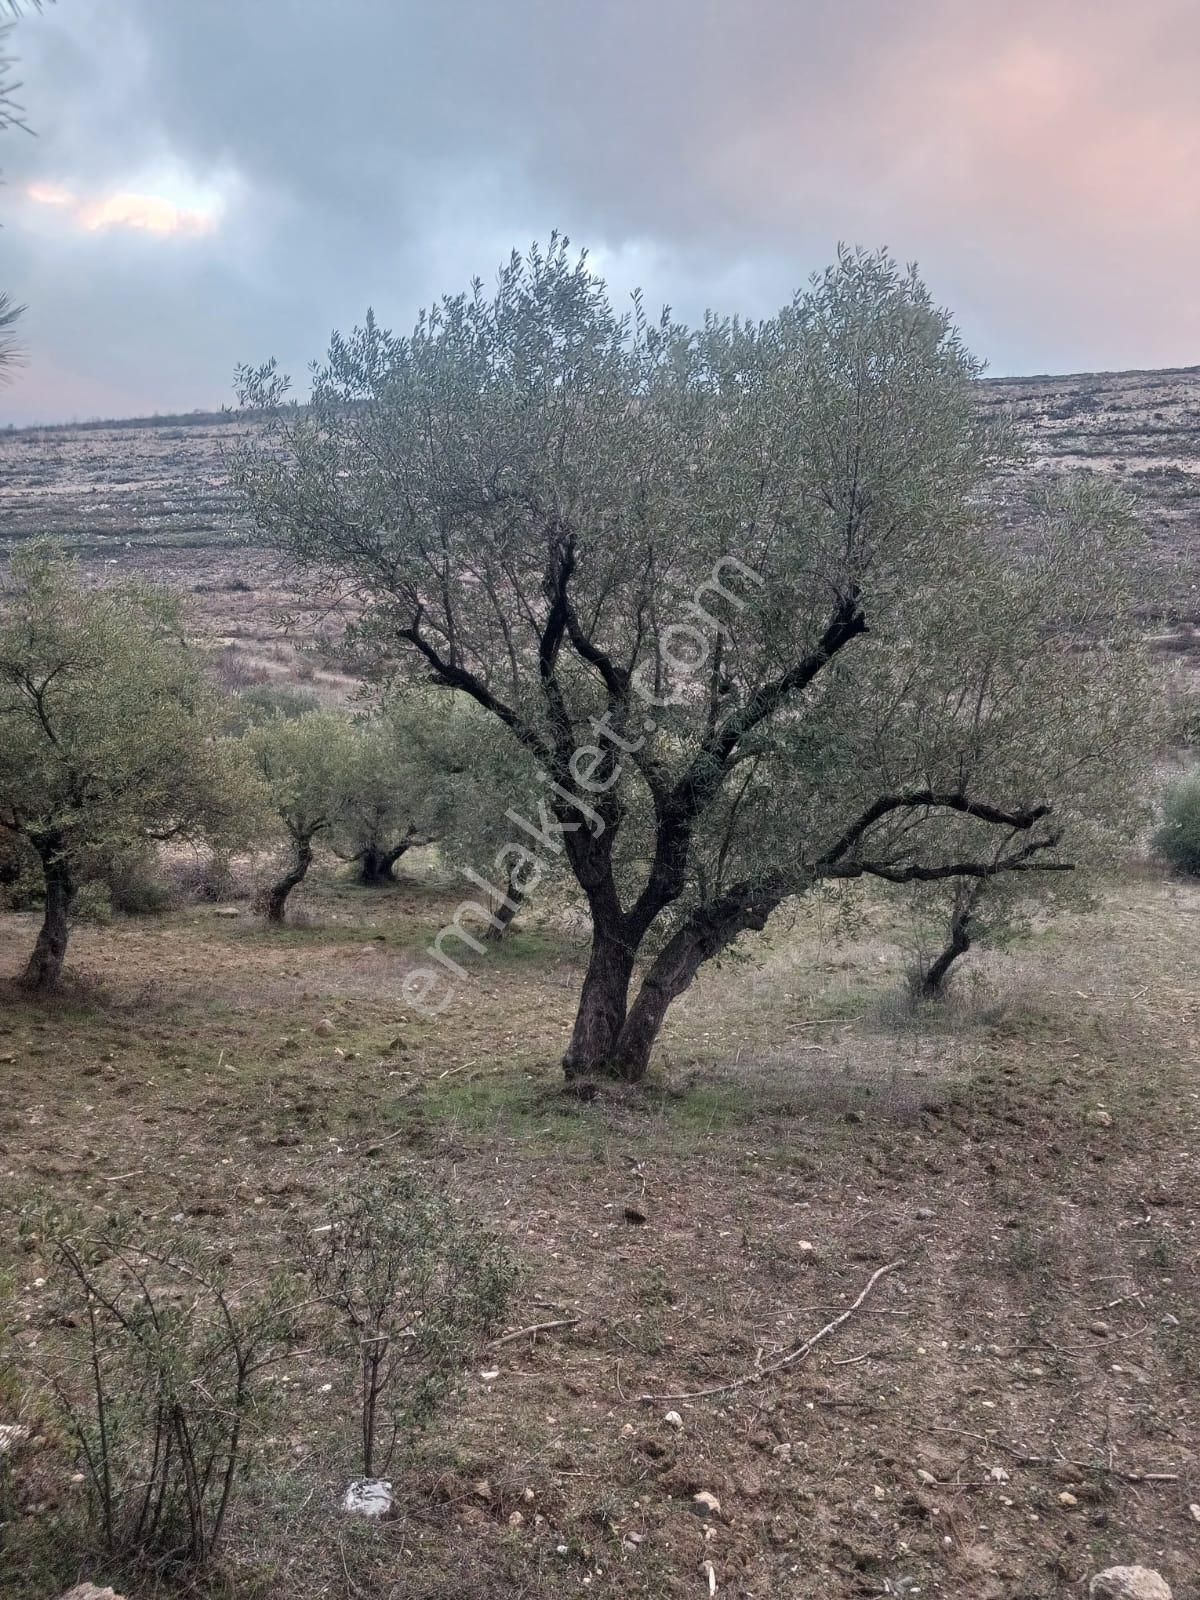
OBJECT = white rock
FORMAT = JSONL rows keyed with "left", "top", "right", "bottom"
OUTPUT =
{"left": 314, "top": 1018, "right": 337, "bottom": 1039}
{"left": 663, "top": 1410, "right": 684, "bottom": 1430}
{"left": 58, "top": 1589, "right": 127, "bottom": 1600}
{"left": 212, "top": 906, "right": 241, "bottom": 919}
{"left": 479, "top": 1368, "right": 500, "bottom": 1382}
{"left": 341, "top": 1478, "right": 393, "bottom": 1518}
{"left": 1089, "top": 1568, "right": 1173, "bottom": 1600}
{"left": 691, "top": 1491, "right": 721, "bottom": 1518}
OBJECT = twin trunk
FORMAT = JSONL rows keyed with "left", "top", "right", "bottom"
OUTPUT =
{"left": 564, "top": 896, "right": 770, "bottom": 1082}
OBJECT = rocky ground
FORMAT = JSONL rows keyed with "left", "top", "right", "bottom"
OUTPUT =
{"left": 0, "top": 866, "right": 1197, "bottom": 1598}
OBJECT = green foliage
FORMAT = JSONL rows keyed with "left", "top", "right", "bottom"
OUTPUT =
{"left": 223, "top": 681, "right": 322, "bottom": 734}
{"left": 11, "top": 1206, "right": 297, "bottom": 1572}
{"left": 302, "top": 1170, "right": 517, "bottom": 1478}
{"left": 0, "top": 546, "right": 270, "bottom": 977}
{"left": 1153, "top": 771, "right": 1200, "bottom": 876}
{"left": 327, "top": 702, "right": 439, "bottom": 880}
{"left": 245, "top": 709, "right": 357, "bottom": 842}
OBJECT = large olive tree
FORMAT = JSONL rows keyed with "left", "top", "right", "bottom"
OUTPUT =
{"left": 0, "top": 547, "right": 266, "bottom": 989}
{"left": 237, "top": 242, "right": 1152, "bottom": 1082}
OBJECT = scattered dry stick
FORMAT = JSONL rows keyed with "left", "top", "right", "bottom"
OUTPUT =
{"left": 637, "top": 1258, "right": 904, "bottom": 1404}
{"left": 491, "top": 1316, "right": 581, "bottom": 1348}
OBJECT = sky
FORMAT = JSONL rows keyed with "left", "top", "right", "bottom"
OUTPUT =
{"left": 1, "top": 0, "right": 1198, "bottom": 424}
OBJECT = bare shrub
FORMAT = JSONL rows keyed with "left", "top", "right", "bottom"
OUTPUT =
{"left": 302, "top": 1172, "right": 517, "bottom": 1479}
{"left": 210, "top": 644, "right": 270, "bottom": 691}
{"left": 12, "top": 1208, "right": 297, "bottom": 1574}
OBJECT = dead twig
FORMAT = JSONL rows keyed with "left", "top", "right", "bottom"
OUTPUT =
{"left": 636, "top": 1259, "right": 905, "bottom": 1404}
{"left": 490, "top": 1316, "right": 580, "bottom": 1348}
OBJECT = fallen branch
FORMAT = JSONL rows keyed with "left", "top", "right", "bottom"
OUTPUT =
{"left": 490, "top": 1316, "right": 580, "bottom": 1348}
{"left": 637, "top": 1258, "right": 904, "bottom": 1404}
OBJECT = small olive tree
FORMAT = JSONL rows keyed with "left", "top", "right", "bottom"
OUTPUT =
{"left": 900, "top": 476, "right": 1161, "bottom": 996}
{"left": 302, "top": 1171, "right": 516, "bottom": 1481}
{"left": 245, "top": 709, "right": 357, "bottom": 923}
{"left": 0, "top": 547, "right": 267, "bottom": 989}
{"left": 237, "top": 241, "right": 1154, "bottom": 1081}
{"left": 329, "top": 705, "right": 440, "bottom": 886}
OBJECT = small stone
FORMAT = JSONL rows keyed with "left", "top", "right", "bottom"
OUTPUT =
{"left": 873, "top": 1483, "right": 887, "bottom": 1500}
{"left": 797, "top": 1239, "right": 816, "bottom": 1254}
{"left": 691, "top": 1491, "right": 721, "bottom": 1519}
{"left": 1090, "top": 1320, "right": 1111, "bottom": 1337}
{"left": 1059, "top": 1490, "right": 1079, "bottom": 1507}
{"left": 916, "top": 1468, "right": 937, "bottom": 1486}
{"left": 620, "top": 1423, "right": 635, "bottom": 1438}
{"left": 1189, "top": 1503, "right": 1200, "bottom": 1523}
{"left": 313, "top": 1018, "right": 337, "bottom": 1039}
{"left": 988, "top": 1465, "right": 1010, "bottom": 1483}
{"left": 479, "top": 1369, "right": 500, "bottom": 1382}
{"left": 212, "top": 905, "right": 241, "bottom": 919}
{"left": 1086, "top": 1108, "right": 1113, "bottom": 1129}
{"left": 915, "top": 1207, "right": 935, "bottom": 1220}
{"left": 472, "top": 1479, "right": 492, "bottom": 1501}
{"left": 1089, "top": 1568, "right": 1173, "bottom": 1600}
{"left": 507, "top": 1510, "right": 525, "bottom": 1528}
{"left": 58, "top": 1588, "right": 128, "bottom": 1600}
{"left": 663, "top": 1410, "right": 684, "bottom": 1430}
{"left": 1161, "top": 1313, "right": 1180, "bottom": 1328}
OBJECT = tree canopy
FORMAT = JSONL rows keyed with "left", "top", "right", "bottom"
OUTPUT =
{"left": 0, "top": 546, "right": 267, "bottom": 987}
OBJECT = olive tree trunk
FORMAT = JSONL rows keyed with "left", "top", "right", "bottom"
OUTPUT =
{"left": 915, "top": 881, "right": 984, "bottom": 999}
{"left": 263, "top": 834, "right": 315, "bottom": 925}
{"left": 482, "top": 867, "right": 525, "bottom": 941}
{"left": 20, "top": 846, "right": 74, "bottom": 992}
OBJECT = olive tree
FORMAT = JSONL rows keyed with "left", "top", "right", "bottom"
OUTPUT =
{"left": 330, "top": 705, "right": 441, "bottom": 886}
{"left": 237, "top": 241, "right": 1152, "bottom": 1082}
{"left": 398, "top": 692, "right": 545, "bottom": 936}
{"left": 900, "top": 475, "right": 1160, "bottom": 996}
{"left": 0, "top": 547, "right": 267, "bottom": 989}
{"left": 246, "top": 709, "right": 357, "bottom": 922}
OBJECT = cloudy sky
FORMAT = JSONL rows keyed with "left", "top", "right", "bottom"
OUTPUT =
{"left": 2, "top": 0, "right": 1198, "bottom": 423}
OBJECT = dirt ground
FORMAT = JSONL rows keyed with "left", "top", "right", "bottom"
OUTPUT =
{"left": 0, "top": 863, "right": 1197, "bottom": 1599}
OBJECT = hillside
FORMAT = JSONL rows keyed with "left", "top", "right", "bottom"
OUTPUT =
{"left": 1, "top": 366, "right": 1198, "bottom": 642}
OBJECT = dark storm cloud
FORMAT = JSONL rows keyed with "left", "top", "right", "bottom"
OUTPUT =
{"left": 2, "top": 0, "right": 1198, "bottom": 422}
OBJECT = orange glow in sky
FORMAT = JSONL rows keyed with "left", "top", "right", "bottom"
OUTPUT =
{"left": 25, "top": 182, "right": 219, "bottom": 237}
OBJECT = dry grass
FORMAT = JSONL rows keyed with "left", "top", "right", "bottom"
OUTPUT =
{"left": 0, "top": 864, "right": 1197, "bottom": 1598}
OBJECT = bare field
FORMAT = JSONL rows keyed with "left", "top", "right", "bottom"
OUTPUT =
{"left": 1, "top": 865, "right": 1197, "bottom": 1599}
